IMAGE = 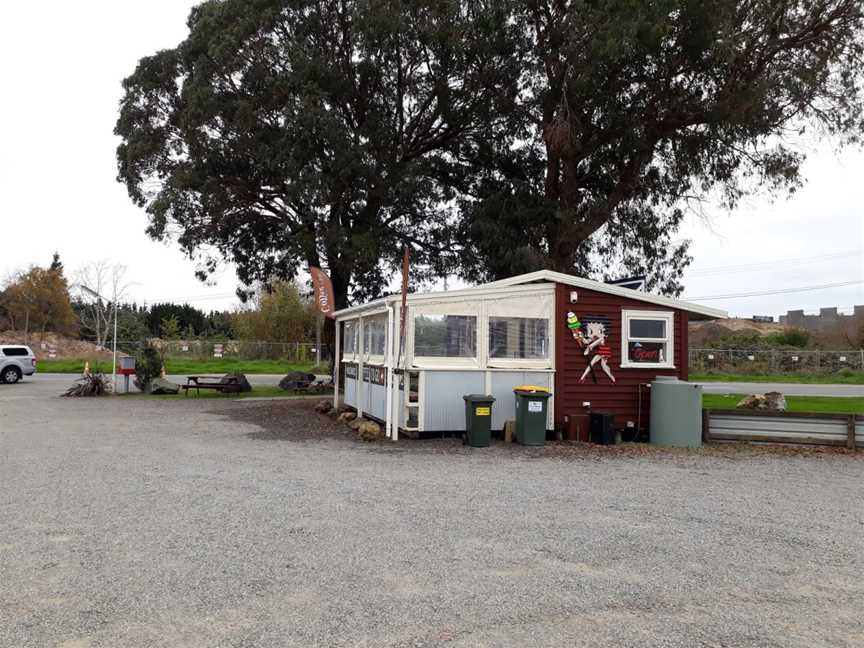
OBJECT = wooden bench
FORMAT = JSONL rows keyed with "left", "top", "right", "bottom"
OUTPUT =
{"left": 182, "top": 375, "right": 242, "bottom": 397}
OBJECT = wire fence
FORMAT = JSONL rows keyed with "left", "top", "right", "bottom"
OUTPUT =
{"left": 46, "top": 339, "right": 331, "bottom": 364}
{"left": 689, "top": 348, "right": 864, "bottom": 374}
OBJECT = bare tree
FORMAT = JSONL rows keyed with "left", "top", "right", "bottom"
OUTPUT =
{"left": 74, "top": 261, "right": 130, "bottom": 349}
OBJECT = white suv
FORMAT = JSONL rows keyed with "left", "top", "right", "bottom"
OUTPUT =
{"left": 0, "top": 345, "right": 37, "bottom": 383}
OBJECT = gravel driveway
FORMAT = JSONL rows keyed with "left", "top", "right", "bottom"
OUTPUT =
{"left": 1, "top": 378, "right": 863, "bottom": 647}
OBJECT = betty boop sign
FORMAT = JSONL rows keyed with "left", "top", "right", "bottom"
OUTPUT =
{"left": 566, "top": 312, "right": 616, "bottom": 384}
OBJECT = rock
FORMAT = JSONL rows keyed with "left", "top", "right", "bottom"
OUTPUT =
{"left": 221, "top": 373, "right": 252, "bottom": 392}
{"left": 358, "top": 420, "right": 383, "bottom": 442}
{"left": 278, "top": 371, "right": 316, "bottom": 391}
{"left": 736, "top": 392, "right": 786, "bottom": 412}
{"left": 338, "top": 411, "right": 357, "bottom": 423}
{"left": 348, "top": 417, "right": 364, "bottom": 430}
{"left": 146, "top": 377, "right": 181, "bottom": 395}
{"left": 327, "top": 407, "right": 340, "bottom": 418}
{"left": 763, "top": 391, "right": 787, "bottom": 411}
{"left": 310, "top": 375, "right": 334, "bottom": 387}
{"left": 314, "top": 399, "right": 332, "bottom": 413}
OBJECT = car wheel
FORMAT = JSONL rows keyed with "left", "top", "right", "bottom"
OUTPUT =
{"left": 1, "top": 366, "right": 22, "bottom": 384}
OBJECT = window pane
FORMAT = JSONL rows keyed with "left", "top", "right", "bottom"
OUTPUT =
{"left": 629, "top": 318, "right": 666, "bottom": 339}
{"left": 414, "top": 314, "right": 476, "bottom": 357}
{"left": 627, "top": 341, "right": 667, "bottom": 364}
{"left": 343, "top": 321, "right": 356, "bottom": 355}
{"left": 488, "top": 317, "right": 548, "bottom": 359}
{"left": 363, "top": 316, "right": 386, "bottom": 356}
{"left": 2, "top": 347, "right": 29, "bottom": 356}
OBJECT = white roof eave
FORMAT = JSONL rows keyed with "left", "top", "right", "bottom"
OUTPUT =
{"left": 334, "top": 270, "right": 726, "bottom": 321}
{"left": 478, "top": 270, "right": 727, "bottom": 319}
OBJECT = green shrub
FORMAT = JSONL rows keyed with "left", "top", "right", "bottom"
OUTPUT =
{"left": 766, "top": 328, "right": 811, "bottom": 348}
{"left": 135, "top": 342, "right": 163, "bottom": 389}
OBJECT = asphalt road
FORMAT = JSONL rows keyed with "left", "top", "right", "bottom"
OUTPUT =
{"left": 29, "top": 373, "right": 864, "bottom": 397}
{"left": 2, "top": 378, "right": 863, "bottom": 647}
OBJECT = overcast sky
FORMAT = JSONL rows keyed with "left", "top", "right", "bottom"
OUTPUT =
{"left": 1, "top": 2, "right": 862, "bottom": 319}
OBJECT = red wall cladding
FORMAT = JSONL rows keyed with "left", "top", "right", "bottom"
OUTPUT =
{"left": 554, "top": 283, "right": 689, "bottom": 432}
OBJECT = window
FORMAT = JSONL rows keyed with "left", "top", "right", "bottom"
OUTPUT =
{"left": 2, "top": 347, "right": 29, "bottom": 357}
{"left": 621, "top": 310, "right": 674, "bottom": 368}
{"left": 363, "top": 316, "right": 386, "bottom": 357}
{"left": 414, "top": 314, "right": 476, "bottom": 358}
{"left": 488, "top": 317, "right": 548, "bottom": 359}
{"left": 342, "top": 320, "right": 358, "bottom": 357}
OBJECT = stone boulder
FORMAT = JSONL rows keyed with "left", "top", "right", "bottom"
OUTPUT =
{"left": 736, "top": 392, "right": 787, "bottom": 412}
{"left": 358, "top": 419, "right": 383, "bottom": 442}
{"left": 338, "top": 411, "right": 357, "bottom": 423}
{"left": 279, "top": 371, "right": 316, "bottom": 391}
{"left": 314, "top": 399, "right": 332, "bottom": 413}
{"left": 221, "top": 373, "right": 252, "bottom": 392}
{"left": 146, "top": 377, "right": 181, "bottom": 395}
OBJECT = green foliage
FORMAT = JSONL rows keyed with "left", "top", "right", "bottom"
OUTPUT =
{"left": 457, "top": 1, "right": 864, "bottom": 294}
{"left": 160, "top": 315, "right": 181, "bottom": 340}
{"left": 147, "top": 303, "right": 207, "bottom": 337}
{"left": 115, "top": 1, "right": 864, "bottom": 302}
{"left": 115, "top": 0, "right": 522, "bottom": 307}
{"left": 0, "top": 264, "right": 78, "bottom": 337}
{"left": 766, "top": 329, "right": 811, "bottom": 348}
{"left": 134, "top": 342, "right": 163, "bottom": 389}
{"left": 232, "top": 281, "right": 316, "bottom": 344}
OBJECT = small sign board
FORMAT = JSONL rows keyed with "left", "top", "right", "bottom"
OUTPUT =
{"left": 707, "top": 354, "right": 715, "bottom": 360}
{"left": 528, "top": 401, "right": 543, "bottom": 413}
{"left": 839, "top": 356, "right": 847, "bottom": 362}
{"left": 475, "top": 406, "right": 490, "bottom": 416}
{"left": 792, "top": 356, "right": 799, "bottom": 362}
{"left": 747, "top": 355, "right": 755, "bottom": 361}
{"left": 181, "top": 345, "right": 189, "bottom": 352}
{"left": 213, "top": 352, "right": 223, "bottom": 358}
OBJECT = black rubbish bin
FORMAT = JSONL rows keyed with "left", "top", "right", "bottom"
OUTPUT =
{"left": 590, "top": 412, "right": 617, "bottom": 445}
{"left": 463, "top": 394, "right": 495, "bottom": 447}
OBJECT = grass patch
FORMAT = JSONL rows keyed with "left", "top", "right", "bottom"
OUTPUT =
{"left": 124, "top": 385, "right": 332, "bottom": 400}
{"left": 38, "top": 357, "right": 319, "bottom": 375}
{"left": 691, "top": 371, "right": 864, "bottom": 385}
{"left": 703, "top": 393, "right": 864, "bottom": 415}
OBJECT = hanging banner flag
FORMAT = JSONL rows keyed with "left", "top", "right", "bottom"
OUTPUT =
{"left": 310, "top": 267, "right": 336, "bottom": 319}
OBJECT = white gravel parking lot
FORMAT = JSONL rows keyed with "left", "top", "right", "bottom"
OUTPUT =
{"left": 1, "top": 377, "right": 863, "bottom": 648}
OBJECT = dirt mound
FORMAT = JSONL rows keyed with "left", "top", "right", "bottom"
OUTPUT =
{"left": 0, "top": 331, "right": 113, "bottom": 359}
{"left": 689, "top": 318, "right": 791, "bottom": 346}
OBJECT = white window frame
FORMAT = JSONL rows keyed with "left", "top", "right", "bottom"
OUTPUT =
{"left": 410, "top": 308, "right": 480, "bottom": 369}
{"left": 341, "top": 319, "right": 359, "bottom": 361}
{"left": 621, "top": 309, "right": 675, "bottom": 369}
{"left": 486, "top": 316, "right": 552, "bottom": 369}
{"left": 362, "top": 314, "right": 387, "bottom": 365}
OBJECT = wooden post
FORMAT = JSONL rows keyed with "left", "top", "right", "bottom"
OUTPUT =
{"left": 847, "top": 415, "right": 857, "bottom": 450}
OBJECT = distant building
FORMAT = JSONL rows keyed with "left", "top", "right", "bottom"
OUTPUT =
{"left": 779, "top": 306, "right": 864, "bottom": 332}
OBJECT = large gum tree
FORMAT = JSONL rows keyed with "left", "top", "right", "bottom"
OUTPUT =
{"left": 457, "top": 0, "right": 864, "bottom": 294}
{"left": 115, "top": 0, "right": 521, "bottom": 308}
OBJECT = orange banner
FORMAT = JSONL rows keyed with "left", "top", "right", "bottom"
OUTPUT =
{"left": 310, "top": 267, "right": 336, "bottom": 319}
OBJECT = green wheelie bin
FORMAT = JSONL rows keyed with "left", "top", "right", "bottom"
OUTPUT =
{"left": 513, "top": 385, "right": 552, "bottom": 446}
{"left": 463, "top": 394, "right": 495, "bottom": 447}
